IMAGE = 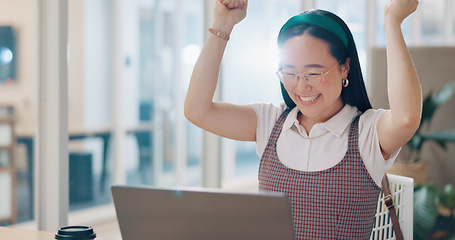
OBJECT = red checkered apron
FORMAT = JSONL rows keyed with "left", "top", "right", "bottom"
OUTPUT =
{"left": 259, "top": 108, "right": 381, "bottom": 239}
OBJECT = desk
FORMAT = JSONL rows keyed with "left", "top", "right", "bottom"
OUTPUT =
{"left": 15, "top": 127, "right": 112, "bottom": 218}
{"left": 68, "top": 127, "right": 112, "bottom": 193}
{"left": 0, "top": 226, "right": 116, "bottom": 240}
{"left": 15, "top": 123, "right": 155, "bottom": 217}
{"left": 0, "top": 227, "right": 54, "bottom": 240}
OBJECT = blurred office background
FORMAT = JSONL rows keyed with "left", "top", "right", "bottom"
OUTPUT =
{"left": 0, "top": 0, "right": 454, "bottom": 234}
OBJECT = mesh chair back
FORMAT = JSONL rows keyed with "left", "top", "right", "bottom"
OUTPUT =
{"left": 370, "top": 174, "right": 414, "bottom": 240}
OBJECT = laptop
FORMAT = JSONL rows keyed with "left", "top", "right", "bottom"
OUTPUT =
{"left": 111, "top": 185, "right": 295, "bottom": 240}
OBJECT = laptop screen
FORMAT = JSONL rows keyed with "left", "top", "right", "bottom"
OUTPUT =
{"left": 111, "top": 185, "right": 295, "bottom": 240}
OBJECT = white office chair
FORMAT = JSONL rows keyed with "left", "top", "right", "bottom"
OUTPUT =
{"left": 370, "top": 174, "right": 414, "bottom": 240}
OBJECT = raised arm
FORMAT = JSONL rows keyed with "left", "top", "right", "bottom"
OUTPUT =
{"left": 184, "top": 0, "right": 257, "bottom": 141}
{"left": 377, "top": 0, "right": 422, "bottom": 159}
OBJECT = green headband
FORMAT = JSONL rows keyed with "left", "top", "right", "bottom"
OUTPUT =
{"left": 279, "top": 13, "right": 349, "bottom": 49}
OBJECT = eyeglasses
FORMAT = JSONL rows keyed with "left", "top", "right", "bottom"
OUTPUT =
{"left": 276, "top": 60, "right": 341, "bottom": 87}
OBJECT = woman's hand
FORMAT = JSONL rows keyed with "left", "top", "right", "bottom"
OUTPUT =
{"left": 384, "top": 0, "right": 419, "bottom": 24}
{"left": 213, "top": 0, "right": 248, "bottom": 33}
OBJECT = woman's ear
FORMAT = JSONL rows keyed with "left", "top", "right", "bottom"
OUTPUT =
{"left": 342, "top": 57, "right": 351, "bottom": 78}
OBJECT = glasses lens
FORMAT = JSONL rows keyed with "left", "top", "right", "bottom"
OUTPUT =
{"left": 278, "top": 71, "right": 325, "bottom": 86}
{"left": 279, "top": 71, "right": 296, "bottom": 86}
{"left": 305, "top": 72, "right": 323, "bottom": 86}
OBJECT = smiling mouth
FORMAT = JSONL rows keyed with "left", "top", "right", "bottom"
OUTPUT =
{"left": 299, "top": 94, "right": 321, "bottom": 102}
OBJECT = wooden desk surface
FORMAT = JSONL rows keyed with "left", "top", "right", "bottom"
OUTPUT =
{"left": 0, "top": 227, "right": 54, "bottom": 240}
{"left": 0, "top": 226, "right": 117, "bottom": 240}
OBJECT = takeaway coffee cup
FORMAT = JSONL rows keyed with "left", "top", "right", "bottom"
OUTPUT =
{"left": 55, "top": 226, "right": 97, "bottom": 240}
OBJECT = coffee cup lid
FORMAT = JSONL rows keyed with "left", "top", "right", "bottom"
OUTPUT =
{"left": 55, "top": 226, "right": 96, "bottom": 239}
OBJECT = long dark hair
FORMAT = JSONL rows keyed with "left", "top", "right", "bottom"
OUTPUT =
{"left": 277, "top": 9, "right": 372, "bottom": 113}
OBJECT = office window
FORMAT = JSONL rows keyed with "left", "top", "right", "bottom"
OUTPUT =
{"left": 376, "top": 0, "right": 454, "bottom": 47}
{"left": 65, "top": 0, "right": 204, "bottom": 216}
{"left": 420, "top": 0, "right": 445, "bottom": 45}
{"left": 375, "top": 0, "right": 387, "bottom": 47}
{"left": 127, "top": 0, "right": 204, "bottom": 187}
{"left": 315, "top": 0, "right": 367, "bottom": 76}
{"left": 453, "top": 1, "right": 455, "bottom": 35}
{"left": 221, "top": 0, "right": 301, "bottom": 181}
{"left": 453, "top": 2, "right": 455, "bottom": 36}
{"left": 67, "top": 0, "right": 113, "bottom": 212}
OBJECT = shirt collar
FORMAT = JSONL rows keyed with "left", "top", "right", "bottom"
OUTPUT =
{"left": 321, "top": 104, "right": 359, "bottom": 137}
{"left": 282, "top": 104, "right": 359, "bottom": 138}
{"left": 282, "top": 106, "right": 301, "bottom": 130}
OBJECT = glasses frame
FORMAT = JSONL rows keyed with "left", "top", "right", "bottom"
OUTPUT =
{"left": 276, "top": 60, "right": 341, "bottom": 87}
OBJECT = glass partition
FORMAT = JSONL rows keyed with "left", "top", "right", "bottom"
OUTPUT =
{"left": 124, "top": 0, "right": 204, "bottom": 187}
{"left": 419, "top": 0, "right": 445, "bottom": 45}
{"left": 67, "top": 0, "right": 205, "bottom": 216}
{"left": 67, "top": 0, "right": 113, "bottom": 212}
{"left": 315, "top": 0, "right": 368, "bottom": 75}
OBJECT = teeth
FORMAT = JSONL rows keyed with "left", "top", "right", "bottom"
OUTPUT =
{"left": 300, "top": 94, "right": 319, "bottom": 102}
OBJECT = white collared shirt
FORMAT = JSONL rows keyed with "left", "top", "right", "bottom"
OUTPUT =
{"left": 251, "top": 103, "right": 399, "bottom": 186}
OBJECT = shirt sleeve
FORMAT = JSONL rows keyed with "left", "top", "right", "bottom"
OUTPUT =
{"left": 359, "top": 109, "right": 401, "bottom": 186}
{"left": 250, "top": 103, "right": 286, "bottom": 158}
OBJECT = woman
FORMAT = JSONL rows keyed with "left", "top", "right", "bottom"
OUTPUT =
{"left": 185, "top": 0, "right": 421, "bottom": 238}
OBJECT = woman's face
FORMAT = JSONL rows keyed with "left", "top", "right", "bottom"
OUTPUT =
{"left": 281, "top": 33, "right": 349, "bottom": 123}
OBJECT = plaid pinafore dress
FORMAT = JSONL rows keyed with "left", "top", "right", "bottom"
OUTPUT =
{"left": 258, "top": 108, "right": 381, "bottom": 239}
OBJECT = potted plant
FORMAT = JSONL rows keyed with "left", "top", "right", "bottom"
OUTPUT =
{"left": 387, "top": 81, "right": 455, "bottom": 184}
{"left": 414, "top": 183, "right": 455, "bottom": 240}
